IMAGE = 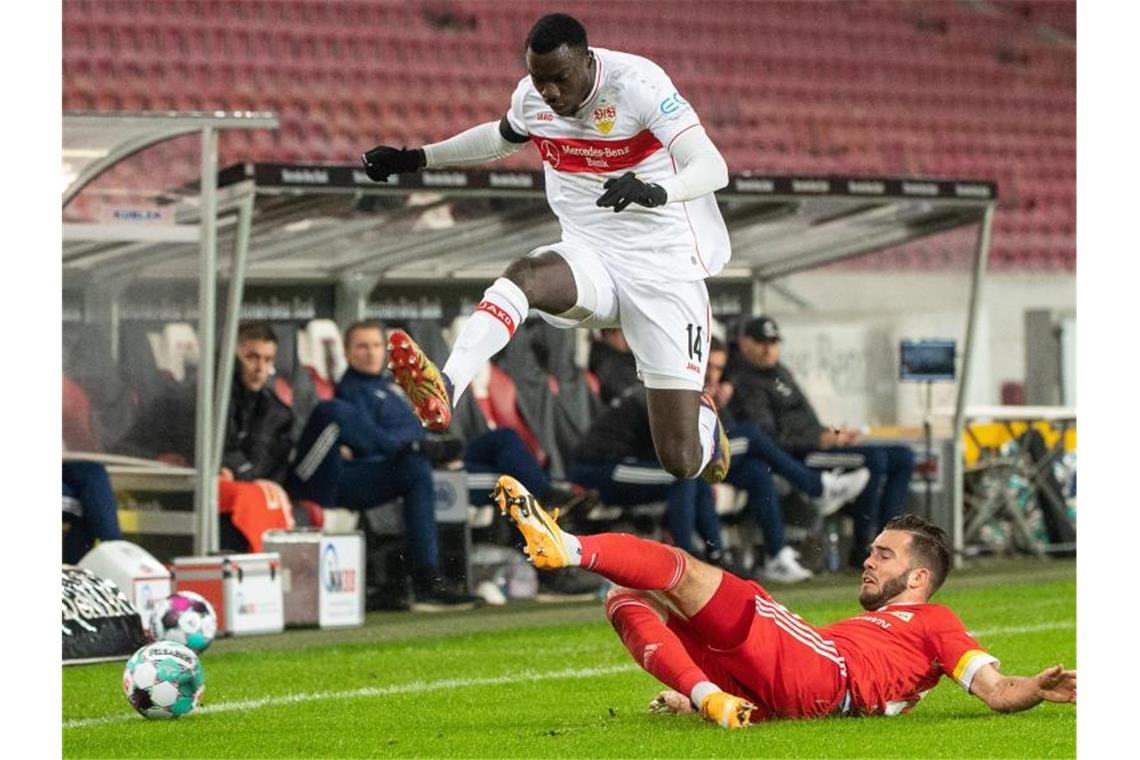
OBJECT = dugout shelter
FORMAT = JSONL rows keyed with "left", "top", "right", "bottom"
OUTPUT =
{"left": 63, "top": 111, "right": 996, "bottom": 564}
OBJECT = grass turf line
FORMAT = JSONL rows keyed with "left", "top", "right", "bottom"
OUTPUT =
{"left": 63, "top": 560, "right": 1075, "bottom": 758}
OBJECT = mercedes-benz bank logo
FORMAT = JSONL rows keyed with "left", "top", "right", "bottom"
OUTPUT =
{"left": 539, "top": 140, "right": 561, "bottom": 168}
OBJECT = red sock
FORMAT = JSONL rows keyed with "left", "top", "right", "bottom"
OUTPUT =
{"left": 578, "top": 533, "right": 686, "bottom": 590}
{"left": 606, "top": 592, "right": 708, "bottom": 698}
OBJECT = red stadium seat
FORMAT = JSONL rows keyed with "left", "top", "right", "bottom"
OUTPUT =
{"left": 484, "top": 365, "right": 548, "bottom": 468}
{"left": 63, "top": 375, "right": 100, "bottom": 452}
{"left": 296, "top": 319, "right": 347, "bottom": 399}
{"left": 274, "top": 376, "right": 294, "bottom": 408}
{"left": 61, "top": 0, "right": 1074, "bottom": 273}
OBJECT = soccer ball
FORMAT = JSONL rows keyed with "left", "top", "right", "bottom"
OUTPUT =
{"left": 150, "top": 591, "right": 218, "bottom": 653}
{"left": 122, "top": 641, "right": 205, "bottom": 719}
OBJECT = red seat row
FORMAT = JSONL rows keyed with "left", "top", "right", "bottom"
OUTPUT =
{"left": 62, "top": 0, "right": 1074, "bottom": 271}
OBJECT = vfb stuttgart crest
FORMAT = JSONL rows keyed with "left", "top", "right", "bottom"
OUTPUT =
{"left": 592, "top": 104, "right": 617, "bottom": 134}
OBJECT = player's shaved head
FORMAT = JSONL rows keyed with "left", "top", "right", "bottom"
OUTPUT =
{"left": 526, "top": 13, "right": 588, "bottom": 55}
{"left": 885, "top": 514, "right": 951, "bottom": 594}
{"left": 525, "top": 14, "right": 594, "bottom": 117}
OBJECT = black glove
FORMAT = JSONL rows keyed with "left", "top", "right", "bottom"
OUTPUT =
{"left": 595, "top": 171, "right": 667, "bottom": 212}
{"left": 361, "top": 145, "right": 426, "bottom": 182}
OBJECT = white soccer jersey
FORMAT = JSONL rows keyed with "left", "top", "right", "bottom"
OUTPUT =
{"left": 504, "top": 47, "right": 731, "bottom": 283}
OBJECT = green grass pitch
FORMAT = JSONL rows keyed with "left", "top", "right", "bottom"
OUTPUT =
{"left": 63, "top": 559, "right": 1075, "bottom": 758}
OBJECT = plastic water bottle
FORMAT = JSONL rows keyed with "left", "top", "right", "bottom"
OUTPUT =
{"left": 825, "top": 529, "right": 841, "bottom": 573}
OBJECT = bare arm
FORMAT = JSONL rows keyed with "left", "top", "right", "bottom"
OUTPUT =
{"left": 968, "top": 663, "right": 1076, "bottom": 713}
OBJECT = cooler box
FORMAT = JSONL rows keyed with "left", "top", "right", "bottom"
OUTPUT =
{"left": 78, "top": 540, "right": 172, "bottom": 631}
{"left": 262, "top": 530, "right": 365, "bottom": 628}
{"left": 173, "top": 553, "right": 284, "bottom": 636}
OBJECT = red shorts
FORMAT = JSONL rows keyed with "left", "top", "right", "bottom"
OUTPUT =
{"left": 667, "top": 572, "right": 848, "bottom": 720}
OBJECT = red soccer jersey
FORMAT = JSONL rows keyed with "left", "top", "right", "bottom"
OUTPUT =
{"left": 820, "top": 603, "right": 998, "bottom": 716}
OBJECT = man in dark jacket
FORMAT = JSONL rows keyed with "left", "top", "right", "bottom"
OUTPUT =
{"left": 214, "top": 322, "right": 299, "bottom": 552}
{"left": 287, "top": 320, "right": 479, "bottom": 611}
{"left": 222, "top": 322, "right": 294, "bottom": 483}
{"left": 726, "top": 316, "right": 915, "bottom": 568}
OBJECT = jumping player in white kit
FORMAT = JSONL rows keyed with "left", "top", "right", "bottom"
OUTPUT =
{"left": 362, "top": 13, "right": 733, "bottom": 483}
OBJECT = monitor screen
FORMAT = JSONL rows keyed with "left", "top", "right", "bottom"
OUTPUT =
{"left": 899, "top": 340, "right": 956, "bottom": 382}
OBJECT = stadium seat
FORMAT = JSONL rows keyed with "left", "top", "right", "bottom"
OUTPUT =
{"left": 273, "top": 375, "right": 294, "bottom": 408}
{"left": 295, "top": 318, "right": 347, "bottom": 400}
{"left": 63, "top": 375, "right": 101, "bottom": 452}
{"left": 61, "top": 0, "right": 1074, "bottom": 273}
{"left": 150, "top": 323, "right": 200, "bottom": 385}
{"left": 481, "top": 365, "right": 548, "bottom": 469}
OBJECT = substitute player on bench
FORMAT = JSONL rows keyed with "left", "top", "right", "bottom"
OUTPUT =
{"left": 492, "top": 475, "right": 1076, "bottom": 728}
{"left": 362, "top": 13, "right": 733, "bottom": 483}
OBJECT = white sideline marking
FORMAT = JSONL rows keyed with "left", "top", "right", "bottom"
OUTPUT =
{"left": 973, "top": 620, "right": 1075, "bottom": 637}
{"left": 65, "top": 621, "right": 1076, "bottom": 730}
{"left": 63, "top": 663, "right": 639, "bottom": 730}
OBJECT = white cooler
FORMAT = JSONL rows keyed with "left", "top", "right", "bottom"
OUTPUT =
{"left": 263, "top": 530, "right": 365, "bottom": 628}
{"left": 78, "top": 540, "right": 172, "bottom": 631}
{"left": 173, "top": 553, "right": 284, "bottom": 636}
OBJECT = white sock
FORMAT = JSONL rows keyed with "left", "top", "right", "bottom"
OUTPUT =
{"left": 690, "top": 680, "right": 720, "bottom": 708}
{"left": 442, "top": 277, "right": 528, "bottom": 405}
{"left": 561, "top": 531, "right": 583, "bottom": 567}
{"left": 696, "top": 402, "right": 718, "bottom": 473}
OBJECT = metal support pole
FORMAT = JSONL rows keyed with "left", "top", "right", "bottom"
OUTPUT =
{"left": 210, "top": 194, "right": 256, "bottom": 479}
{"left": 193, "top": 126, "right": 220, "bottom": 555}
{"left": 951, "top": 204, "right": 995, "bottom": 567}
{"left": 750, "top": 273, "right": 767, "bottom": 315}
{"left": 334, "top": 272, "right": 375, "bottom": 328}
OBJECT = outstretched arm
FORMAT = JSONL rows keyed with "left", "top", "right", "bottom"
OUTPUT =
{"left": 362, "top": 120, "right": 526, "bottom": 180}
{"left": 968, "top": 663, "right": 1076, "bottom": 713}
{"left": 422, "top": 119, "right": 528, "bottom": 167}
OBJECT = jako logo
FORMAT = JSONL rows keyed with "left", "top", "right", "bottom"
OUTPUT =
{"left": 321, "top": 544, "right": 356, "bottom": 593}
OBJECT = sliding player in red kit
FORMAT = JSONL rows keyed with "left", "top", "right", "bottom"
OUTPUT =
{"left": 492, "top": 475, "right": 1076, "bottom": 728}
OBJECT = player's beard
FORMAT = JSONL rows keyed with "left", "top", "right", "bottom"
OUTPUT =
{"left": 858, "top": 571, "right": 911, "bottom": 610}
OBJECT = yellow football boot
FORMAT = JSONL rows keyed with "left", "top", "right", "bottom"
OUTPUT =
{"left": 493, "top": 476, "right": 572, "bottom": 570}
{"left": 699, "top": 691, "right": 755, "bottom": 729}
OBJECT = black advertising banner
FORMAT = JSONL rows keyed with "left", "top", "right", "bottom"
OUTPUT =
{"left": 62, "top": 567, "right": 149, "bottom": 664}
{"left": 217, "top": 162, "right": 998, "bottom": 202}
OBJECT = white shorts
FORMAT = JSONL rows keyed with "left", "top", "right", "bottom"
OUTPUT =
{"left": 531, "top": 241, "right": 712, "bottom": 392}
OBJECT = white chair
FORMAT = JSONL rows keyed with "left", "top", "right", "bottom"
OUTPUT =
{"left": 150, "top": 322, "right": 199, "bottom": 382}
{"left": 296, "top": 319, "right": 347, "bottom": 397}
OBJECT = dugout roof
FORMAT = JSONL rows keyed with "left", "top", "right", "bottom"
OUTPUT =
{"left": 63, "top": 161, "right": 997, "bottom": 284}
